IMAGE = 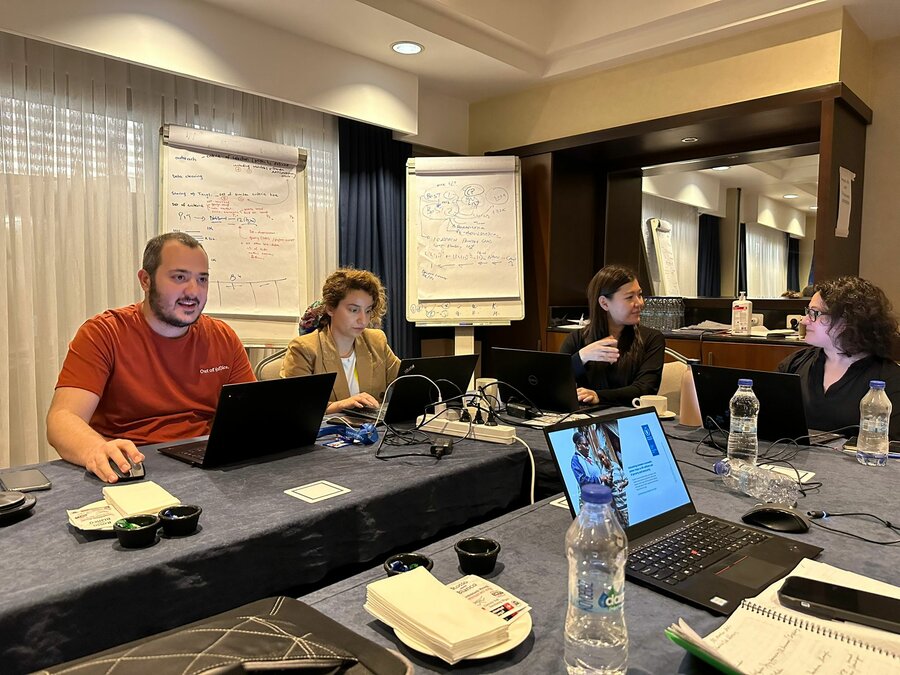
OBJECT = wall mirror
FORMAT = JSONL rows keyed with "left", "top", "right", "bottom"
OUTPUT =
{"left": 640, "top": 153, "right": 819, "bottom": 299}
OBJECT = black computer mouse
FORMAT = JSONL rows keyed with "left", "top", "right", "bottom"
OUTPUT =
{"left": 108, "top": 459, "right": 146, "bottom": 481}
{"left": 741, "top": 503, "right": 810, "bottom": 533}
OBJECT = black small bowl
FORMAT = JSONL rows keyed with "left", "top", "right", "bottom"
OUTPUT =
{"left": 383, "top": 553, "right": 434, "bottom": 577}
{"left": 158, "top": 505, "right": 202, "bottom": 537}
{"left": 455, "top": 537, "right": 501, "bottom": 575}
{"left": 113, "top": 514, "right": 160, "bottom": 548}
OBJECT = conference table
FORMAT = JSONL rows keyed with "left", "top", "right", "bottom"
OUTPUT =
{"left": 0, "top": 433, "right": 530, "bottom": 673}
{"left": 302, "top": 425, "right": 899, "bottom": 674}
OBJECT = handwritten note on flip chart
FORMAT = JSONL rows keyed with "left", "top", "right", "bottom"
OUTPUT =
{"left": 163, "top": 146, "right": 300, "bottom": 317}
{"left": 414, "top": 157, "right": 520, "bottom": 301}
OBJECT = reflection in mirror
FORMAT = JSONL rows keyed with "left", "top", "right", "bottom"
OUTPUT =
{"left": 640, "top": 155, "right": 818, "bottom": 299}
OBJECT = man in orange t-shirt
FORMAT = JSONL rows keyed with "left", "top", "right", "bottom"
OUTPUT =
{"left": 47, "top": 233, "right": 255, "bottom": 482}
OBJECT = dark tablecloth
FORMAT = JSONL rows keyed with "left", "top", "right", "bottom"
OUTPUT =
{"left": 302, "top": 432, "right": 900, "bottom": 674}
{"left": 0, "top": 436, "right": 529, "bottom": 672}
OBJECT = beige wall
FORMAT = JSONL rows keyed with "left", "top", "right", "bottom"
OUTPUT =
{"left": 860, "top": 36, "right": 900, "bottom": 307}
{"left": 1, "top": 0, "right": 427, "bottom": 135}
{"left": 469, "top": 11, "right": 845, "bottom": 154}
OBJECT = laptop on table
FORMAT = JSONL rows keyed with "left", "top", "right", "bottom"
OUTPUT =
{"left": 491, "top": 347, "right": 601, "bottom": 417}
{"left": 691, "top": 364, "right": 820, "bottom": 444}
{"left": 543, "top": 407, "right": 822, "bottom": 615}
{"left": 343, "top": 354, "right": 479, "bottom": 425}
{"left": 157, "top": 372, "right": 336, "bottom": 467}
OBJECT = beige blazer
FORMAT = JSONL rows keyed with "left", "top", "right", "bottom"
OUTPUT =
{"left": 281, "top": 327, "right": 401, "bottom": 403}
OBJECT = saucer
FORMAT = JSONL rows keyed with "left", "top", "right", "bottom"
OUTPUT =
{"left": 394, "top": 611, "right": 532, "bottom": 660}
{"left": 657, "top": 410, "right": 677, "bottom": 420}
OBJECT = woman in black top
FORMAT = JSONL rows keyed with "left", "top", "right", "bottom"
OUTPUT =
{"left": 778, "top": 276, "right": 900, "bottom": 439}
{"left": 561, "top": 265, "right": 665, "bottom": 406}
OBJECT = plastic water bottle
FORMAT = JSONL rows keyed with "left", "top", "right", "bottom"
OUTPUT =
{"left": 857, "top": 380, "right": 891, "bottom": 466}
{"left": 714, "top": 458, "right": 800, "bottom": 505}
{"left": 564, "top": 484, "right": 628, "bottom": 675}
{"left": 727, "top": 379, "right": 759, "bottom": 465}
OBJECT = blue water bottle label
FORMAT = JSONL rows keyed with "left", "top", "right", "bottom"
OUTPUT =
{"left": 574, "top": 579, "right": 624, "bottom": 612}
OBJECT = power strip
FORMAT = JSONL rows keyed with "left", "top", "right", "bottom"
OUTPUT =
{"left": 416, "top": 416, "right": 516, "bottom": 444}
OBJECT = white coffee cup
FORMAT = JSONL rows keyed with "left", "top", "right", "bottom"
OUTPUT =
{"left": 475, "top": 377, "right": 501, "bottom": 410}
{"left": 632, "top": 394, "right": 668, "bottom": 414}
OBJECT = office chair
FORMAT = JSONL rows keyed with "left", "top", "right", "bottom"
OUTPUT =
{"left": 254, "top": 348, "right": 287, "bottom": 381}
{"left": 660, "top": 348, "right": 702, "bottom": 426}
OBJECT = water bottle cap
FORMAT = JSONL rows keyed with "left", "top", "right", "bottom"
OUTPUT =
{"left": 869, "top": 380, "right": 886, "bottom": 389}
{"left": 737, "top": 378, "right": 753, "bottom": 387}
{"left": 581, "top": 483, "right": 612, "bottom": 505}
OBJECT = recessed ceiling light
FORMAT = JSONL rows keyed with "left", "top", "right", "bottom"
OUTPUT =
{"left": 711, "top": 166, "right": 730, "bottom": 171}
{"left": 392, "top": 41, "right": 423, "bottom": 55}
{"left": 681, "top": 137, "right": 699, "bottom": 143}
{"left": 783, "top": 193, "right": 799, "bottom": 199}
{"left": 809, "top": 205, "right": 818, "bottom": 210}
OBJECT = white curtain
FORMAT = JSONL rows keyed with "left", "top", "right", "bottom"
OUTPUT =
{"left": 641, "top": 194, "right": 699, "bottom": 296}
{"left": 746, "top": 222, "right": 788, "bottom": 298}
{"left": 0, "top": 34, "right": 339, "bottom": 468}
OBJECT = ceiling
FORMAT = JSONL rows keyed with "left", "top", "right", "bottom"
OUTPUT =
{"left": 198, "top": 0, "right": 900, "bottom": 102}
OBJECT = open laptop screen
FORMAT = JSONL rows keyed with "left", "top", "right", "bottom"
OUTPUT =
{"left": 544, "top": 408, "right": 691, "bottom": 528}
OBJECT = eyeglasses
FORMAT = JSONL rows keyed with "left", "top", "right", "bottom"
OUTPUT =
{"left": 803, "top": 305, "right": 829, "bottom": 322}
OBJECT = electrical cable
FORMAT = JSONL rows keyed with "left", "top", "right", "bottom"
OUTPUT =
{"left": 513, "top": 435, "right": 536, "bottom": 505}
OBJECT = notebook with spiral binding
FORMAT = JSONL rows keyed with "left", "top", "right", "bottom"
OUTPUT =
{"left": 666, "top": 559, "right": 900, "bottom": 674}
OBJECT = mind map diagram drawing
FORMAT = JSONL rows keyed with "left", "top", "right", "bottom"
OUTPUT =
{"left": 416, "top": 178, "right": 517, "bottom": 293}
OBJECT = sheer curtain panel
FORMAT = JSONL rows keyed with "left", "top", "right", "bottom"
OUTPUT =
{"left": 0, "top": 34, "right": 338, "bottom": 468}
{"left": 745, "top": 222, "right": 788, "bottom": 298}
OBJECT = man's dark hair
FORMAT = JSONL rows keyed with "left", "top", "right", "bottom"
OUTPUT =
{"left": 142, "top": 232, "right": 204, "bottom": 277}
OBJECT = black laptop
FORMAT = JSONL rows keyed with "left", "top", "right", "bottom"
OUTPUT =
{"left": 691, "top": 364, "right": 816, "bottom": 444}
{"left": 544, "top": 407, "right": 822, "bottom": 615}
{"left": 156, "top": 372, "right": 336, "bottom": 467}
{"left": 492, "top": 347, "right": 597, "bottom": 414}
{"left": 344, "top": 354, "right": 480, "bottom": 425}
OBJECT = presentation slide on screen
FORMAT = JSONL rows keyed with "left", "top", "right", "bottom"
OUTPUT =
{"left": 550, "top": 412, "right": 690, "bottom": 528}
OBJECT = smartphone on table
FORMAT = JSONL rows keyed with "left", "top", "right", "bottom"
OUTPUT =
{"left": 778, "top": 576, "right": 900, "bottom": 636}
{"left": 0, "top": 468, "right": 52, "bottom": 492}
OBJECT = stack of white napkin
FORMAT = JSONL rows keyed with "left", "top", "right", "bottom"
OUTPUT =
{"left": 364, "top": 567, "right": 509, "bottom": 664}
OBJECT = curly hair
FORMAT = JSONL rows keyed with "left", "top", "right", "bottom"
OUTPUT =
{"left": 816, "top": 276, "right": 898, "bottom": 358}
{"left": 318, "top": 268, "right": 388, "bottom": 330}
{"left": 582, "top": 265, "right": 645, "bottom": 373}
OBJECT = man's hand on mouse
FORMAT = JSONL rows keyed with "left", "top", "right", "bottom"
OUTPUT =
{"left": 85, "top": 439, "right": 145, "bottom": 483}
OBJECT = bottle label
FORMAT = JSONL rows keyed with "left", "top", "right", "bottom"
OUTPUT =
{"left": 573, "top": 579, "right": 624, "bottom": 612}
{"left": 729, "top": 415, "right": 757, "bottom": 434}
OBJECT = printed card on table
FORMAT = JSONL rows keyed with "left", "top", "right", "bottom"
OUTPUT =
{"left": 284, "top": 480, "right": 351, "bottom": 503}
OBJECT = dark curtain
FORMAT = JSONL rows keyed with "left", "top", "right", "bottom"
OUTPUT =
{"left": 786, "top": 235, "right": 800, "bottom": 292}
{"left": 697, "top": 214, "right": 721, "bottom": 296}
{"left": 737, "top": 222, "right": 748, "bottom": 295}
{"left": 338, "top": 118, "right": 415, "bottom": 358}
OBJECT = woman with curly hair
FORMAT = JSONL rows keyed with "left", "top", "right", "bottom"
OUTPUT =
{"left": 778, "top": 276, "right": 900, "bottom": 439}
{"left": 281, "top": 268, "right": 400, "bottom": 414}
{"left": 560, "top": 265, "right": 665, "bottom": 406}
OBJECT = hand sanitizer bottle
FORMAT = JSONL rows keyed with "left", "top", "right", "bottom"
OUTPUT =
{"left": 731, "top": 292, "right": 752, "bottom": 336}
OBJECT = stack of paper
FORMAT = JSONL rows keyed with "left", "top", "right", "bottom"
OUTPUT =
{"left": 102, "top": 481, "right": 181, "bottom": 518}
{"left": 365, "top": 567, "right": 509, "bottom": 664}
{"left": 666, "top": 559, "right": 900, "bottom": 674}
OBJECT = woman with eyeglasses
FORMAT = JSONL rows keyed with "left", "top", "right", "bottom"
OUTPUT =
{"left": 560, "top": 265, "right": 665, "bottom": 406}
{"left": 777, "top": 276, "right": 900, "bottom": 439}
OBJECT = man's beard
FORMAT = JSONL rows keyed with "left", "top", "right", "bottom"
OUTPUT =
{"left": 148, "top": 278, "right": 202, "bottom": 328}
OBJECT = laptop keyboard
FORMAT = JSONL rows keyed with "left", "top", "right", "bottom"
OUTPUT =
{"left": 627, "top": 516, "right": 771, "bottom": 586}
{"left": 159, "top": 440, "right": 207, "bottom": 461}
